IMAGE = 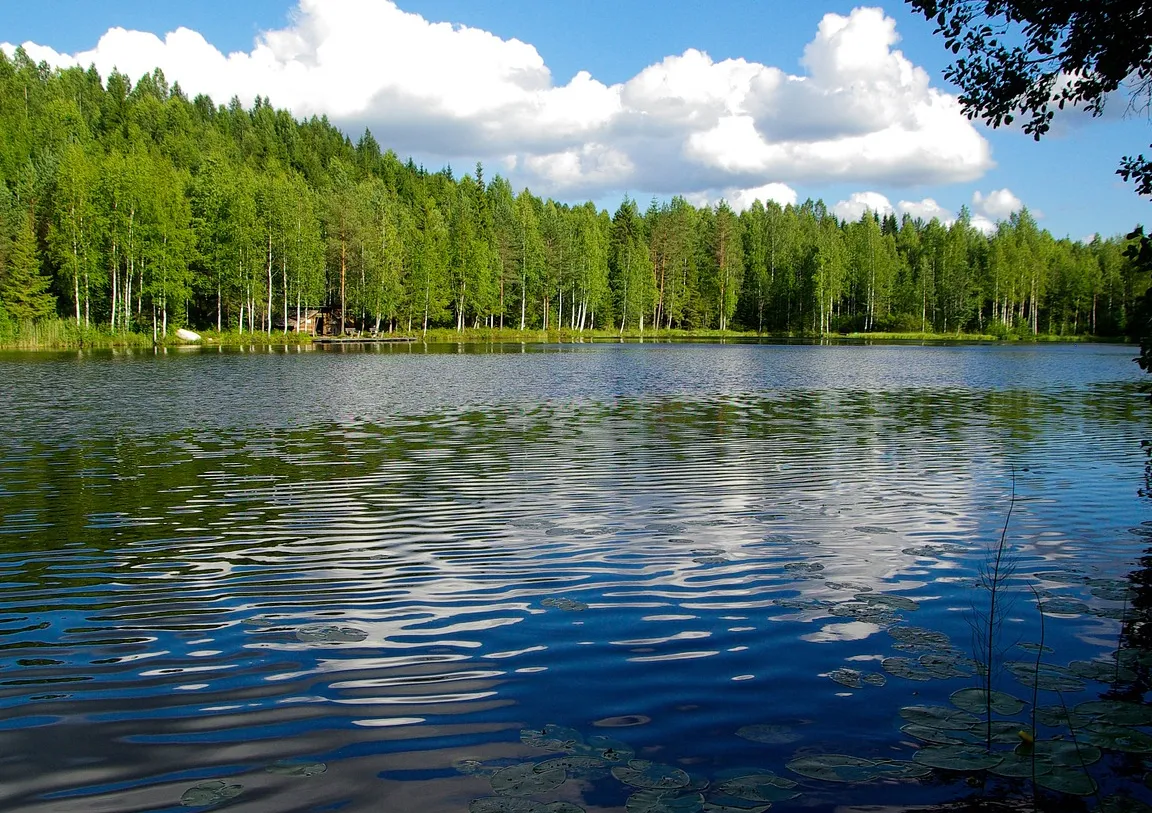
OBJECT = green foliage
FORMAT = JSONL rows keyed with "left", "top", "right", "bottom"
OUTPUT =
{"left": 0, "top": 56, "right": 1143, "bottom": 347}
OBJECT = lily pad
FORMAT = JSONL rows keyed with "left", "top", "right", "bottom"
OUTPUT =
{"left": 1068, "top": 660, "right": 1138, "bottom": 683}
{"left": 521, "top": 725, "right": 584, "bottom": 752}
{"left": 295, "top": 624, "right": 368, "bottom": 643}
{"left": 950, "top": 688, "right": 1026, "bottom": 716}
{"left": 1016, "top": 642, "right": 1054, "bottom": 654}
{"left": 1035, "top": 769, "right": 1097, "bottom": 796}
{"left": 1005, "top": 661, "right": 1085, "bottom": 692}
{"left": 1034, "top": 706, "right": 1095, "bottom": 730}
{"left": 536, "top": 756, "right": 608, "bottom": 778}
{"left": 912, "top": 745, "right": 1002, "bottom": 771}
{"left": 1083, "top": 723, "right": 1152, "bottom": 753}
{"left": 544, "top": 805, "right": 587, "bottom": 813}
{"left": 888, "top": 626, "right": 952, "bottom": 650}
{"left": 470, "top": 799, "right": 546, "bottom": 813}
{"left": 491, "top": 763, "right": 566, "bottom": 796}
{"left": 1076, "top": 700, "right": 1152, "bottom": 726}
{"left": 541, "top": 597, "right": 588, "bottom": 612}
{"left": 785, "top": 753, "right": 878, "bottom": 783}
{"left": 455, "top": 758, "right": 524, "bottom": 777}
{"left": 871, "top": 760, "right": 933, "bottom": 779}
{"left": 702, "top": 802, "right": 770, "bottom": 813}
{"left": 265, "top": 759, "right": 327, "bottom": 776}
{"left": 625, "top": 789, "right": 705, "bottom": 813}
{"left": 716, "top": 773, "right": 799, "bottom": 802}
{"left": 180, "top": 781, "right": 243, "bottom": 807}
{"left": 829, "top": 667, "right": 885, "bottom": 689}
{"left": 900, "top": 724, "right": 974, "bottom": 745}
{"left": 987, "top": 752, "right": 1052, "bottom": 778}
{"left": 899, "top": 705, "right": 980, "bottom": 730}
{"left": 736, "top": 724, "right": 802, "bottom": 744}
{"left": 1026, "top": 739, "right": 1102, "bottom": 766}
{"left": 1097, "top": 794, "right": 1152, "bottom": 813}
{"left": 574, "top": 735, "right": 634, "bottom": 763}
{"left": 612, "top": 760, "right": 691, "bottom": 790}
{"left": 856, "top": 592, "right": 920, "bottom": 611}
{"left": 1039, "top": 599, "right": 1090, "bottom": 616}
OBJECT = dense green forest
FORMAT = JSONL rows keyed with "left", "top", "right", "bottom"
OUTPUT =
{"left": 0, "top": 47, "right": 1147, "bottom": 343}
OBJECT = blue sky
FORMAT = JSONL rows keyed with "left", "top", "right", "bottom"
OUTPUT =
{"left": 3, "top": 0, "right": 1149, "bottom": 240}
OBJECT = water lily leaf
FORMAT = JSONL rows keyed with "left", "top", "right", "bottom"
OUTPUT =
{"left": 855, "top": 593, "right": 919, "bottom": 611}
{"left": 541, "top": 597, "right": 588, "bottom": 612}
{"left": 1033, "top": 570, "right": 1086, "bottom": 585}
{"left": 717, "top": 773, "right": 799, "bottom": 802}
{"left": 1016, "top": 642, "right": 1054, "bottom": 654}
{"left": 870, "top": 760, "right": 933, "bottom": 779}
{"left": 470, "top": 799, "right": 545, "bottom": 813}
{"left": 521, "top": 725, "right": 584, "bottom": 752}
{"left": 574, "top": 735, "right": 634, "bottom": 763}
{"left": 543, "top": 804, "right": 587, "bottom": 813}
{"left": 180, "top": 781, "right": 243, "bottom": 807}
{"left": 1005, "top": 661, "right": 1085, "bottom": 692}
{"left": 883, "top": 657, "right": 935, "bottom": 681}
{"left": 900, "top": 724, "right": 974, "bottom": 745}
{"left": 455, "top": 758, "right": 524, "bottom": 777}
{"left": 702, "top": 802, "right": 770, "bottom": 813}
{"left": 950, "top": 688, "right": 1026, "bottom": 716}
{"left": 295, "top": 624, "right": 367, "bottom": 643}
{"left": 829, "top": 667, "right": 882, "bottom": 688}
{"left": 536, "top": 756, "right": 608, "bottom": 779}
{"left": 265, "top": 759, "right": 326, "bottom": 776}
{"left": 899, "top": 705, "right": 980, "bottom": 730}
{"left": 1090, "top": 584, "right": 1136, "bottom": 602}
{"left": 785, "top": 754, "right": 877, "bottom": 782}
{"left": 1033, "top": 706, "right": 1094, "bottom": 730}
{"left": 1076, "top": 700, "right": 1152, "bottom": 726}
{"left": 828, "top": 603, "right": 898, "bottom": 624}
{"left": 912, "top": 745, "right": 1002, "bottom": 771}
{"left": 784, "top": 562, "right": 824, "bottom": 574}
{"left": 612, "top": 760, "right": 691, "bottom": 790}
{"left": 491, "top": 763, "right": 566, "bottom": 796}
{"left": 825, "top": 581, "right": 873, "bottom": 592}
{"left": 1068, "top": 660, "right": 1138, "bottom": 683}
{"left": 1025, "top": 739, "right": 1102, "bottom": 767}
{"left": 1097, "top": 794, "right": 1152, "bottom": 813}
{"left": 625, "top": 789, "right": 704, "bottom": 813}
{"left": 887, "top": 626, "right": 951, "bottom": 650}
{"left": 1083, "top": 724, "right": 1152, "bottom": 753}
{"left": 987, "top": 752, "right": 1052, "bottom": 778}
{"left": 736, "top": 723, "right": 802, "bottom": 744}
{"left": 1035, "top": 769, "right": 1097, "bottom": 796}
{"left": 1039, "top": 599, "right": 1090, "bottom": 616}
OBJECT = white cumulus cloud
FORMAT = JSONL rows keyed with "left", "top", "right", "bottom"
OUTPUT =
{"left": 972, "top": 188, "right": 1024, "bottom": 221}
{"left": 833, "top": 191, "right": 894, "bottom": 221}
{"left": 4, "top": 1, "right": 995, "bottom": 200}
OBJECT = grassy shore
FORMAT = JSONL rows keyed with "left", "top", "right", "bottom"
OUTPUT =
{"left": 0, "top": 318, "right": 1127, "bottom": 350}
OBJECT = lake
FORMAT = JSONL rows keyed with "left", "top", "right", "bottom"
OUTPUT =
{"left": 1, "top": 341, "right": 1150, "bottom": 813}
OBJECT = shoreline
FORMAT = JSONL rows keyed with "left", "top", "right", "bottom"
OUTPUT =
{"left": 0, "top": 325, "right": 1128, "bottom": 352}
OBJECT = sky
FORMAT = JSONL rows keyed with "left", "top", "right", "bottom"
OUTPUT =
{"left": 2, "top": 0, "right": 1150, "bottom": 241}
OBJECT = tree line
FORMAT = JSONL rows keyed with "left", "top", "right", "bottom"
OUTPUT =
{"left": 0, "top": 48, "right": 1147, "bottom": 340}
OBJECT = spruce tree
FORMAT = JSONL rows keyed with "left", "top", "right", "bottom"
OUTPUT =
{"left": 1, "top": 213, "right": 56, "bottom": 322}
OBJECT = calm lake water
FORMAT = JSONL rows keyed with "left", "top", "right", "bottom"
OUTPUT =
{"left": 1, "top": 341, "right": 1151, "bottom": 812}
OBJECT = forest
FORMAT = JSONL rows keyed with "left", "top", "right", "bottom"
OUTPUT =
{"left": 0, "top": 47, "right": 1148, "bottom": 343}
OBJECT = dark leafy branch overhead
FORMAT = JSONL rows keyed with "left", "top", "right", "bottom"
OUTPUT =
{"left": 907, "top": 0, "right": 1152, "bottom": 193}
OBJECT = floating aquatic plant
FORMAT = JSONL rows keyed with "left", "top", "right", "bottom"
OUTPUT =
{"left": 521, "top": 725, "right": 584, "bottom": 752}
{"left": 295, "top": 624, "right": 368, "bottom": 643}
{"left": 1076, "top": 699, "right": 1152, "bottom": 726}
{"left": 470, "top": 799, "right": 586, "bottom": 813}
{"left": 949, "top": 687, "right": 1025, "bottom": 716}
{"left": 536, "top": 756, "right": 609, "bottom": 779}
{"left": 265, "top": 759, "right": 327, "bottom": 776}
{"left": 541, "top": 598, "right": 588, "bottom": 612}
{"left": 911, "top": 745, "right": 1002, "bottom": 771}
{"left": 715, "top": 773, "right": 799, "bottom": 802}
{"left": 490, "top": 763, "right": 566, "bottom": 796}
{"left": 625, "top": 789, "right": 705, "bottom": 813}
{"left": 899, "top": 704, "right": 980, "bottom": 730}
{"left": 785, "top": 754, "right": 880, "bottom": 783}
{"left": 180, "top": 780, "right": 242, "bottom": 807}
{"left": 611, "top": 760, "right": 691, "bottom": 790}
{"left": 828, "top": 667, "right": 885, "bottom": 689}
